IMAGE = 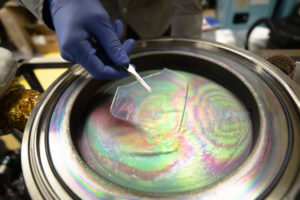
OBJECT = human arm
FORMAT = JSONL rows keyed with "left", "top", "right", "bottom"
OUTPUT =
{"left": 15, "top": 0, "right": 135, "bottom": 79}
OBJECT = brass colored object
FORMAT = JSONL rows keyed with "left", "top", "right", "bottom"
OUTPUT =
{"left": 0, "top": 80, "right": 41, "bottom": 132}
{"left": 266, "top": 54, "right": 296, "bottom": 78}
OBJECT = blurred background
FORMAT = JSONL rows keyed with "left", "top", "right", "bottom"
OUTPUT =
{"left": 0, "top": 0, "right": 299, "bottom": 199}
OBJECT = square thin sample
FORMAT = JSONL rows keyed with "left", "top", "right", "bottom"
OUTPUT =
{"left": 110, "top": 68, "right": 189, "bottom": 133}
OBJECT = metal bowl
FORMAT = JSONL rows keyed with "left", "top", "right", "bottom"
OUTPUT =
{"left": 22, "top": 38, "right": 300, "bottom": 199}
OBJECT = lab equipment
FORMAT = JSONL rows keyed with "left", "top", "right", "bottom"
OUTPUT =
{"left": 21, "top": 39, "right": 300, "bottom": 199}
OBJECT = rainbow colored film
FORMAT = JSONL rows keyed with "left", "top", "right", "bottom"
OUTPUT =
{"left": 83, "top": 71, "right": 252, "bottom": 193}
{"left": 110, "top": 69, "right": 188, "bottom": 133}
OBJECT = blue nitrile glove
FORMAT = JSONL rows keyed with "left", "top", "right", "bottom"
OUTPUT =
{"left": 47, "top": 0, "right": 135, "bottom": 79}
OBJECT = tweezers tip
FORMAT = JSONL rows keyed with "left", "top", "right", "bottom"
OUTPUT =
{"left": 144, "top": 83, "right": 152, "bottom": 93}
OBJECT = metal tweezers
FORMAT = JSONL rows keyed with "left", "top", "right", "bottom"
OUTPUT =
{"left": 124, "top": 64, "right": 152, "bottom": 92}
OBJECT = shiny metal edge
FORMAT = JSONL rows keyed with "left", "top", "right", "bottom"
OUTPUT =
{"left": 134, "top": 38, "right": 300, "bottom": 199}
{"left": 22, "top": 38, "right": 300, "bottom": 199}
{"left": 21, "top": 65, "right": 86, "bottom": 199}
{"left": 135, "top": 38, "right": 300, "bottom": 110}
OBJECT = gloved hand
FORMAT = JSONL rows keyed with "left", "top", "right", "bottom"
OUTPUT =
{"left": 47, "top": 0, "right": 135, "bottom": 79}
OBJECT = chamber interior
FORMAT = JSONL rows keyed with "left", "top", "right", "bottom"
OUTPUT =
{"left": 78, "top": 70, "right": 253, "bottom": 194}
{"left": 110, "top": 68, "right": 188, "bottom": 133}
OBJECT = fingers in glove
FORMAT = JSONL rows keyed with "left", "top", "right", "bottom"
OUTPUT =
{"left": 122, "top": 39, "right": 135, "bottom": 55}
{"left": 88, "top": 21, "right": 129, "bottom": 67}
{"left": 111, "top": 20, "right": 135, "bottom": 55}
{"left": 89, "top": 38, "right": 135, "bottom": 66}
{"left": 112, "top": 19, "right": 124, "bottom": 41}
{"left": 76, "top": 40, "right": 127, "bottom": 79}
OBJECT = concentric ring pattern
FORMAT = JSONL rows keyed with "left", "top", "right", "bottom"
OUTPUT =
{"left": 82, "top": 71, "right": 252, "bottom": 193}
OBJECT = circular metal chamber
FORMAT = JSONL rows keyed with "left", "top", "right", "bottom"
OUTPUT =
{"left": 22, "top": 39, "right": 300, "bottom": 199}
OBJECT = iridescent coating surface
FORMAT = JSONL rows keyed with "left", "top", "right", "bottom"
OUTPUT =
{"left": 110, "top": 68, "right": 188, "bottom": 133}
{"left": 45, "top": 40, "right": 293, "bottom": 200}
{"left": 83, "top": 71, "right": 252, "bottom": 193}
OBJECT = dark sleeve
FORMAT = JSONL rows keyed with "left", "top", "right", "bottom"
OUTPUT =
{"left": 171, "top": 0, "right": 203, "bottom": 39}
{"left": 14, "top": 0, "right": 54, "bottom": 29}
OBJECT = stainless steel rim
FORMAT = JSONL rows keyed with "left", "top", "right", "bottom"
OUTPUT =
{"left": 22, "top": 38, "right": 300, "bottom": 199}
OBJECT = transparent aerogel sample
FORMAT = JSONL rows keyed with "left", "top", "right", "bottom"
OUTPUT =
{"left": 110, "top": 68, "right": 188, "bottom": 133}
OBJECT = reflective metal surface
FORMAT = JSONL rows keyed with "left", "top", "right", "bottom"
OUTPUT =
{"left": 22, "top": 39, "right": 300, "bottom": 199}
{"left": 79, "top": 70, "right": 252, "bottom": 194}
